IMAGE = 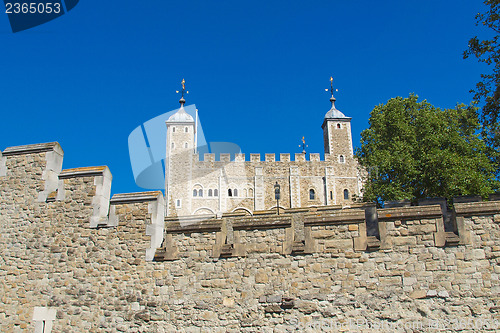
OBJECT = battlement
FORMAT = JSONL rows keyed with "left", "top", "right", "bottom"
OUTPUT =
{"left": 156, "top": 200, "right": 500, "bottom": 261}
{"left": 2, "top": 141, "right": 500, "bottom": 332}
{"left": 196, "top": 152, "right": 338, "bottom": 163}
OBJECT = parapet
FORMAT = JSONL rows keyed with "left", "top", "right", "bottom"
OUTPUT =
{"left": 110, "top": 191, "right": 165, "bottom": 261}
{"left": 195, "top": 151, "right": 329, "bottom": 163}
{"left": 156, "top": 198, "right": 500, "bottom": 261}
{"left": 0, "top": 142, "right": 162, "bottom": 261}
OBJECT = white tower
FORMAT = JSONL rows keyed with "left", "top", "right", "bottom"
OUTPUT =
{"left": 165, "top": 79, "right": 195, "bottom": 216}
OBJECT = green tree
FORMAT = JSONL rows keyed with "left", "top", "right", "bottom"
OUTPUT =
{"left": 355, "top": 94, "right": 498, "bottom": 205}
{"left": 464, "top": 0, "right": 500, "bottom": 165}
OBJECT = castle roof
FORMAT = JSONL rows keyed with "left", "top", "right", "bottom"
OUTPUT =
{"left": 166, "top": 105, "right": 194, "bottom": 123}
{"left": 324, "top": 96, "right": 350, "bottom": 120}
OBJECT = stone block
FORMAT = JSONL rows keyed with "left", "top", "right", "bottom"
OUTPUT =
{"left": 392, "top": 236, "right": 417, "bottom": 246}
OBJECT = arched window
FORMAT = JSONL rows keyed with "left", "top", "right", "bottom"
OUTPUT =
{"left": 344, "top": 189, "right": 349, "bottom": 200}
{"left": 309, "top": 189, "right": 315, "bottom": 200}
{"left": 330, "top": 191, "right": 333, "bottom": 200}
{"left": 208, "top": 189, "right": 213, "bottom": 197}
{"left": 244, "top": 189, "right": 247, "bottom": 197}
{"left": 228, "top": 189, "right": 232, "bottom": 197}
{"left": 198, "top": 189, "right": 203, "bottom": 197}
{"left": 339, "top": 155, "right": 344, "bottom": 163}
{"left": 337, "top": 123, "right": 341, "bottom": 129}
{"left": 176, "top": 199, "right": 181, "bottom": 207}
{"left": 234, "top": 189, "right": 238, "bottom": 197}
{"left": 185, "top": 127, "right": 188, "bottom": 132}
{"left": 171, "top": 142, "right": 175, "bottom": 149}
{"left": 214, "top": 189, "right": 218, "bottom": 196}
{"left": 249, "top": 188, "right": 254, "bottom": 197}
{"left": 172, "top": 127, "right": 176, "bottom": 132}
{"left": 184, "top": 142, "right": 188, "bottom": 148}
{"left": 193, "top": 189, "right": 197, "bottom": 197}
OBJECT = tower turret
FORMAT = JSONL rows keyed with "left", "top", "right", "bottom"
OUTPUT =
{"left": 165, "top": 79, "right": 196, "bottom": 216}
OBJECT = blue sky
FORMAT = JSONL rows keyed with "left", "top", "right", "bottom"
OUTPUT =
{"left": 0, "top": 0, "right": 492, "bottom": 195}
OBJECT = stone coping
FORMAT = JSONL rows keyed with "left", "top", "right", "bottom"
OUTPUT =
{"left": 304, "top": 209, "right": 366, "bottom": 226}
{"left": 59, "top": 166, "right": 109, "bottom": 179}
{"left": 165, "top": 218, "right": 221, "bottom": 233}
{"left": 232, "top": 216, "right": 292, "bottom": 230}
{"left": 454, "top": 200, "right": 500, "bottom": 216}
{"left": 377, "top": 204, "right": 442, "bottom": 221}
{"left": 2, "top": 142, "right": 62, "bottom": 156}
{"left": 110, "top": 191, "right": 163, "bottom": 204}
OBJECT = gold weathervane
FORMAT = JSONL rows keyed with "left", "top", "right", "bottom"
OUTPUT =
{"left": 299, "top": 136, "right": 308, "bottom": 154}
{"left": 176, "top": 78, "right": 189, "bottom": 100}
{"left": 325, "top": 76, "right": 338, "bottom": 98}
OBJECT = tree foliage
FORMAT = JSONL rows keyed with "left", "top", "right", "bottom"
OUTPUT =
{"left": 464, "top": 0, "right": 500, "bottom": 164}
{"left": 355, "top": 94, "right": 498, "bottom": 205}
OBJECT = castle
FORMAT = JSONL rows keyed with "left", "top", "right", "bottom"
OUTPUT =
{"left": 164, "top": 79, "right": 362, "bottom": 217}
{"left": 1, "top": 84, "right": 500, "bottom": 331}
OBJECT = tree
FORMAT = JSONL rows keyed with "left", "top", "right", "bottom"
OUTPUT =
{"left": 464, "top": 0, "right": 500, "bottom": 166}
{"left": 355, "top": 94, "right": 498, "bottom": 206}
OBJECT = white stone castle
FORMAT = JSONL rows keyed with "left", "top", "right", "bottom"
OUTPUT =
{"left": 164, "top": 79, "right": 362, "bottom": 217}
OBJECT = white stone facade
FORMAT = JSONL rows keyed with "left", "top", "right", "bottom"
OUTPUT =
{"left": 165, "top": 97, "right": 362, "bottom": 217}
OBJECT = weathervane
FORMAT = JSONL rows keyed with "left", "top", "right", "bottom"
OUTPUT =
{"left": 176, "top": 78, "right": 189, "bottom": 105}
{"left": 325, "top": 76, "right": 338, "bottom": 99}
{"left": 299, "top": 136, "right": 308, "bottom": 154}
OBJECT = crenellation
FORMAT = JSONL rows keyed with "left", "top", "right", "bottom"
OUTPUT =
{"left": 59, "top": 166, "right": 112, "bottom": 228}
{"left": 250, "top": 153, "right": 260, "bottom": 162}
{"left": 295, "top": 153, "right": 306, "bottom": 162}
{"left": 220, "top": 153, "right": 231, "bottom": 162}
{"left": 264, "top": 153, "right": 275, "bottom": 162}
{"left": 279, "top": 153, "right": 290, "bottom": 162}
{"left": 109, "top": 191, "right": 165, "bottom": 261}
{"left": 309, "top": 153, "right": 320, "bottom": 161}
{"left": 234, "top": 153, "right": 245, "bottom": 162}
{"left": 2, "top": 142, "right": 500, "bottom": 331}
{"left": 0, "top": 149, "right": 5, "bottom": 177}
{"left": 203, "top": 153, "right": 215, "bottom": 162}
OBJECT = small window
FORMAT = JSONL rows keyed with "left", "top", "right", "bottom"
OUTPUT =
{"left": 339, "top": 155, "right": 345, "bottom": 163}
{"left": 234, "top": 189, "right": 238, "bottom": 197}
{"left": 176, "top": 199, "right": 181, "bottom": 208}
{"left": 244, "top": 189, "right": 247, "bottom": 197}
{"left": 330, "top": 191, "right": 333, "bottom": 200}
{"left": 249, "top": 188, "right": 254, "bottom": 197}
{"left": 193, "top": 189, "right": 197, "bottom": 197}
{"left": 185, "top": 127, "right": 188, "bottom": 132}
{"left": 344, "top": 189, "right": 349, "bottom": 200}
{"left": 228, "top": 189, "right": 232, "bottom": 197}
{"left": 185, "top": 142, "right": 188, "bottom": 148}
{"left": 208, "top": 189, "right": 213, "bottom": 197}
{"left": 172, "top": 127, "right": 176, "bottom": 132}
{"left": 309, "top": 189, "right": 315, "bottom": 200}
{"left": 198, "top": 189, "right": 203, "bottom": 197}
{"left": 171, "top": 142, "right": 175, "bottom": 149}
{"left": 337, "top": 123, "right": 341, "bottom": 129}
{"left": 214, "top": 189, "right": 218, "bottom": 196}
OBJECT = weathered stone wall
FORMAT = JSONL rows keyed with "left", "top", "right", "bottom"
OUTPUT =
{"left": 1, "top": 142, "right": 500, "bottom": 332}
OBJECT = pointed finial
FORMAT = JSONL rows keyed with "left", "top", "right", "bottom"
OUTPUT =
{"left": 298, "top": 136, "right": 308, "bottom": 154}
{"left": 175, "top": 78, "right": 189, "bottom": 106}
{"left": 324, "top": 76, "right": 339, "bottom": 109}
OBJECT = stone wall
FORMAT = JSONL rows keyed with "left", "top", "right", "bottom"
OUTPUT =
{"left": 1, "top": 142, "right": 500, "bottom": 332}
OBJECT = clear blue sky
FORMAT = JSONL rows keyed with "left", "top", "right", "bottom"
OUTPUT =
{"left": 0, "top": 0, "right": 492, "bottom": 195}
